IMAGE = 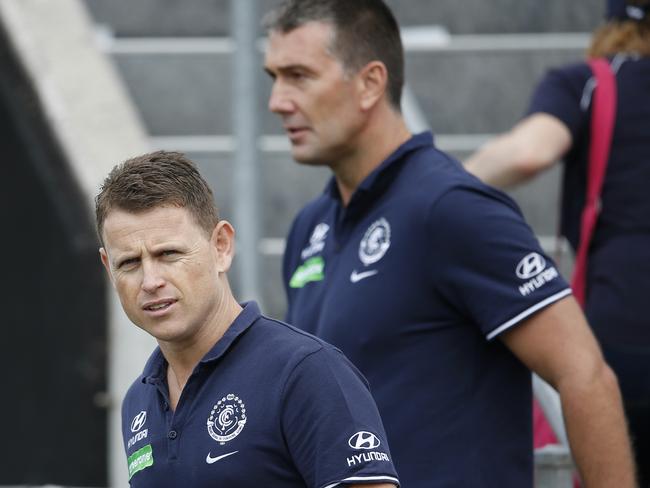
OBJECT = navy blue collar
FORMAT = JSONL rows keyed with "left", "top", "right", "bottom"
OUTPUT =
{"left": 141, "top": 301, "right": 262, "bottom": 383}
{"left": 325, "top": 131, "right": 434, "bottom": 203}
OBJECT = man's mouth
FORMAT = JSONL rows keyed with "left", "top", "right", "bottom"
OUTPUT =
{"left": 142, "top": 299, "right": 176, "bottom": 312}
{"left": 286, "top": 127, "right": 309, "bottom": 140}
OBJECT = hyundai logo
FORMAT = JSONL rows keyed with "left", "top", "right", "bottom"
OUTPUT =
{"left": 516, "top": 252, "right": 547, "bottom": 279}
{"left": 348, "top": 431, "right": 381, "bottom": 450}
{"left": 130, "top": 411, "right": 147, "bottom": 433}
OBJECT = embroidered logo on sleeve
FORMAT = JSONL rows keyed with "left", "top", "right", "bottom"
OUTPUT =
{"left": 348, "top": 431, "right": 381, "bottom": 450}
{"left": 301, "top": 223, "right": 330, "bottom": 260}
{"left": 289, "top": 256, "right": 325, "bottom": 288}
{"left": 345, "top": 431, "right": 390, "bottom": 467}
{"left": 516, "top": 252, "right": 559, "bottom": 297}
{"left": 127, "top": 410, "right": 149, "bottom": 449}
{"left": 127, "top": 444, "right": 154, "bottom": 480}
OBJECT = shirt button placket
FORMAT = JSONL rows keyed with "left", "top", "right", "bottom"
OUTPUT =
{"left": 167, "top": 429, "right": 179, "bottom": 460}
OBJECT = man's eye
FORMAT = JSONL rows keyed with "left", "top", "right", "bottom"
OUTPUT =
{"left": 289, "top": 71, "right": 306, "bottom": 81}
{"left": 119, "top": 258, "right": 139, "bottom": 269}
{"left": 162, "top": 250, "right": 178, "bottom": 257}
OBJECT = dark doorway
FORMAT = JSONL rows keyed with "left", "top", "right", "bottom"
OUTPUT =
{"left": 0, "top": 20, "right": 107, "bottom": 487}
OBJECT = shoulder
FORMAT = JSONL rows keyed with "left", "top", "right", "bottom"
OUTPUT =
{"left": 397, "top": 148, "right": 519, "bottom": 219}
{"left": 248, "top": 314, "right": 341, "bottom": 362}
{"left": 246, "top": 315, "right": 368, "bottom": 390}
{"left": 528, "top": 61, "right": 594, "bottom": 136}
{"left": 541, "top": 61, "right": 592, "bottom": 88}
{"left": 532, "top": 61, "right": 593, "bottom": 102}
{"left": 426, "top": 182, "right": 527, "bottom": 246}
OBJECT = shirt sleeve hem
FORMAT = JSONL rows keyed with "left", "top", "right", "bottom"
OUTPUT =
{"left": 321, "top": 474, "right": 400, "bottom": 488}
{"left": 486, "top": 288, "right": 573, "bottom": 341}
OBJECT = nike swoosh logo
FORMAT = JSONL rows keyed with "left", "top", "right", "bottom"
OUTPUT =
{"left": 350, "top": 269, "right": 378, "bottom": 283}
{"left": 206, "top": 451, "right": 239, "bottom": 464}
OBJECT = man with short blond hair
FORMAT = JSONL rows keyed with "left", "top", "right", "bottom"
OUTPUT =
{"left": 97, "top": 150, "right": 399, "bottom": 488}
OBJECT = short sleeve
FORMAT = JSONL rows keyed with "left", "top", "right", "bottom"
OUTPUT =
{"left": 526, "top": 63, "right": 592, "bottom": 142}
{"left": 428, "top": 185, "right": 572, "bottom": 340}
{"left": 281, "top": 347, "right": 399, "bottom": 488}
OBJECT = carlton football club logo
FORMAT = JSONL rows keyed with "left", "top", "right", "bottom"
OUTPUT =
{"left": 359, "top": 218, "right": 391, "bottom": 266}
{"left": 516, "top": 252, "right": 547, "bottom": 279}
{"left": 207, "top": 394, "right": 247, "bottom": 445}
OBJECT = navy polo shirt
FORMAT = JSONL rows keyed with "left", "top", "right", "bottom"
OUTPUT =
{"left": 283, "top": 132, "right": 571, "bottom": 487}
{"left": 121, "top": 302, "right": 399, "bottom": 487}
{"left": 527, "top": 56, "right": 650, "bottom": 347}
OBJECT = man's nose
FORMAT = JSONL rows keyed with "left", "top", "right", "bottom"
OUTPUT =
{"left": 141, "top": 259, "right": 165, "bottom": 293}
{"left": 268, "top": 82, "right": 294, "bottom": 114}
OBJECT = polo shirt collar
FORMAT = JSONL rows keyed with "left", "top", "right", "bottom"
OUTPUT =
{"left": 325, "top": 131, "right": 434, "bottom": 201}
{"left": 141, "top": 301, "right": 262, "bottom": 383}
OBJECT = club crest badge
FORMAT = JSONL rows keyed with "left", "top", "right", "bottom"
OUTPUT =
{"left": 207, "top": 394, "right": 247, "bottom": 445}
{"left": 359, "top": 218, "right": 391, "bottom": 266}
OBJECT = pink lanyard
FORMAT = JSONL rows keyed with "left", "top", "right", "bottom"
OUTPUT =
{"left": 570, "top": 58, "right": 617, "bottom": 306}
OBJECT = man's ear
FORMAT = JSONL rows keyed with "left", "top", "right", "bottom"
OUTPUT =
{"left": 210, "top": 220, "right": 236, "bottom": 273}
{"left": 99, "top": 247, "right": 115, "bottom": 286}
{"left": 357, "top": 60, "right": 389, "bottom": 111}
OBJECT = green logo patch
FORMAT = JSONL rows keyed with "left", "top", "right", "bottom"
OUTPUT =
{"left": 289, "top": 256, "right": 325, "bottom": 288}
{"left": 128, "top": 444, "right": 154, "bottom": 480}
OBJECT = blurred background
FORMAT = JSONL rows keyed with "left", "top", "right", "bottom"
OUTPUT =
{"left": 0, "top": 0, "right": 601, "bottom": 486}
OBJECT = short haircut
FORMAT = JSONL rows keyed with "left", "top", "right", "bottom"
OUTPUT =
{"left": 264, "top": 0, "right": 404, "bottom": 109}
{"left": 95, "top": 150, "right": 219, "bottom": 243}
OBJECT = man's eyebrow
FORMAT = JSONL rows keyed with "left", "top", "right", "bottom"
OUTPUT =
{"left": 266, "top": 64, "right": 316, "bottom": 76}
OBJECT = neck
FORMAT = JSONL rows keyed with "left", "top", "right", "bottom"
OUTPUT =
{"left": 333, "top": 107, "right": 411, "bottom": 206}
{"left": 161, "top": 291, "right": 242, "bottom": 394}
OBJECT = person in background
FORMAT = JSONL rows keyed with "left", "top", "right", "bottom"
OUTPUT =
{"left": 465, "top": 0, "right": 650, "bottom": 484}
{"left": 263, "top": 0, "right": 636, "bottom": 486}
{"left": 95, "top": 151, "right": 399, "bottom": 488}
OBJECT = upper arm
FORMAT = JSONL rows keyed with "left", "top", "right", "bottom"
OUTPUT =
{"left": 282, "top": 348, "right": 399, "bottom": 488}
{"left": 428, "top": 186, "right": 571, "bottom": 340}
{"left": 499, "top": 294, "right": 605, "bottom": 388}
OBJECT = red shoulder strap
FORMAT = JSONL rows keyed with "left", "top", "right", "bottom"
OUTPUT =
{"left": 570, "top": 58, "right": 617, "bottom": 306}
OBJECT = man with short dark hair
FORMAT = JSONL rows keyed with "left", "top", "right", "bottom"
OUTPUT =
{"left": 96, "top": 150, "right": 399, "bottom": 487}
{"left": 263, "top": 0, "right": 636, "bottom": 486}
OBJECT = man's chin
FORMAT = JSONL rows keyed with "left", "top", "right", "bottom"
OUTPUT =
{"left": 290, "top": 148, "right": 327, "bottom": 166}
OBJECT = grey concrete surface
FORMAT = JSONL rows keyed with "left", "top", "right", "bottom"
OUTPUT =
{"left": 84, "top": 0, "right": 603, "bottom": 36}
{"left": 408, "top": 48, "right": 587, "bottom": 134}
{"left": 111, "top": 45, "right": 587, "bottom": 136}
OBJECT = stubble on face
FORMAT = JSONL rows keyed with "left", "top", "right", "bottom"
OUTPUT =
{"left": 100, "top": 206, "right": 225, "bottom": 348}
